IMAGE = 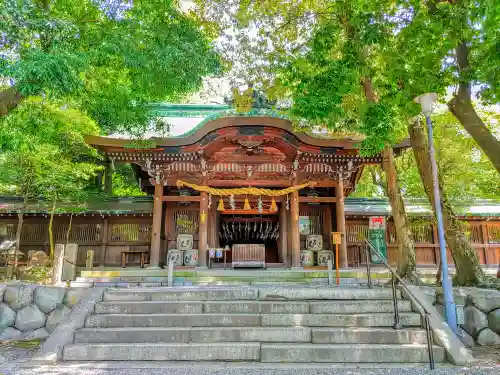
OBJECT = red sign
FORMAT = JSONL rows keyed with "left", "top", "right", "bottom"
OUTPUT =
{"left": 369, "top": 216, "right": 386, "bottom": 230}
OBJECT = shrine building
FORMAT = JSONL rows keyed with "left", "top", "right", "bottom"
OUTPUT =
{"left": 85, "top": 106, "right": 409, "bottom": 270}
{"left": 1, "top": 104, "right": 498, "bottom": 278}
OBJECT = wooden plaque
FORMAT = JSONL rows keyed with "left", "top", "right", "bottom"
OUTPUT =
{"left": 331, "top": 232, "right": 342, "bottom": 244}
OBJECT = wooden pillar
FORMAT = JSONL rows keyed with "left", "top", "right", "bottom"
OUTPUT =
{"left": 279, "top": 202, "right": 288, "bottom": 266}
{"left": 150, "top": 181, "right": 163, "bottom": 268}
{"left": 208, "top": 199, "right": 218, "bottom": 249}
{"left": 104, "top": 159, "right": 114, "bottom": 195}
{"left": 161, "top": 202, "right": 168, "bottom": 265}
{"left": 100, "top": 217, "right": 109, "bottom": 268}
{"left": 480, "top": 222, "right": 489, "bottom": 266}
{"left": 432, "top": 223, "right": 439, "bottom": 266}
{"left": 198, "top": 191, "right": 209, "bottom": 267}
{"left": 336, "top": 179, "right": 348, "bottom": 267}
{"left": 290, "top": 191, "right": 300, "bottom": 267}
{"left": 324, "top": 206, "right": 333, "bottom": 251}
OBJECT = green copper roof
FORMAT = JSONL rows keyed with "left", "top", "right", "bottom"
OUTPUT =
{"left": 151, "top": 103, "right": 231, "bottom": 118}
{"left": 0, "top": 196, "right": 153, "bottom": 215}
{"left": 153, "top": 105, "right": 292, "bottom": 139}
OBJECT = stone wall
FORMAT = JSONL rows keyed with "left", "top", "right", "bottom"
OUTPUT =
{"left": 435, "top": 287, "right": 500, "bottom": 346}
{"left": 0, "top": 283, "right": 86, "bottom": 341}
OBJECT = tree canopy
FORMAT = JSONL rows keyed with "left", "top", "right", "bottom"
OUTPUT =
{"left": 1, "top": 0, "right": 220, "bottom": 134}
{"left": 354, "top": 111, "right": 500, "bottom": 201}
{"left": 0, "top": 98, "right": 100, "bottom": 199}
{"left": 195, "top": 0, "right": 500, "bottom": 170}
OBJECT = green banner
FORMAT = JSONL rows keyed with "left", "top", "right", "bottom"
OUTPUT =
{"left": 368, "top": 217, "right": 387, "bottom": 264}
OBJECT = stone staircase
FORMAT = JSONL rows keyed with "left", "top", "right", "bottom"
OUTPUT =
{"left": 63, "top": 286, "right": 446, "bottom": 363}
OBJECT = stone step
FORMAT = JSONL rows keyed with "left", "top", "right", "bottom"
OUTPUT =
{"left": 94, "top": 300, "right": 413, "bottom": 315}
{"left": 101, "top": 286, "right": 402, "bottom": 302}
{"left": 311, "top": 328, "right": 428, "bottom": 344}
{"left": 95, "top": 301, "right": 204, "bottom": 314}
{"left": 258, "top": 287, "right": 401, "bottom": 300}
{"left": 102, "top": 288, "right": 258, "bottom": 302}
{"left": 74, "top": 327, "right": 311, "bottom": 343}
{"left": 63, "top": 342, "right": 443, "bottom": 362}
{"left": 63, "top": 342, "right": 261, "bottom": 361}
{"left": 260, "top": 343, "right": 445, "bottom": 363}
{"left": 85, "top": 313, "right": 261, "bottom": 328}
{"left": 204, "top": 301, "right": 309, "bottom": 314}
{"left": 309, "top": 300, "right": 413, "bottom": 314}
{"left": 261, "top": 313, "right": 421, "bottom": 327}
{"left": 85, "top": 312, "right": 420, "bottom": 328}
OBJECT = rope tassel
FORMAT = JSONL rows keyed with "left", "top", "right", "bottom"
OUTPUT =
{"left": 243, "top": 196, "right": 251, "bottom": 210}
{"left": 217, "top": 197, "right": 225, "bottom": 211}
{"left": 270, "top": 197, "right": 278, "bottom": 212}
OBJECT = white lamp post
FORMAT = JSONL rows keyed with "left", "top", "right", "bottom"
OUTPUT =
{"left": 414, "top": 93, "right": 458, "bottom": 333}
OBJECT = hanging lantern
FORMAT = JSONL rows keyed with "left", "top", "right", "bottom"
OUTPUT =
{"left": 286, "top": 194, "right": 290, "bottom": 210}
{"left": 178, "top": 188, "right": 191, "bottom": 206}
{"left": 270, "top": 197, "right": 278, "bottom": 212}
{"left": 257, "top": 196, "right": 263, "bottom": 213}
{"left": 217, "top": 197, "right": 225, "bottom": 211}
{"left": 229, "top": 195, "right": 236, "bottom": 210}
{"left": 243, "top": 196, "right": 251, "bottom": 210}
{"left": 306, "top": 189, "right": 320, "bottom": 205}
{"left": 208, "top": 193, "right": 212, "bottom": 209}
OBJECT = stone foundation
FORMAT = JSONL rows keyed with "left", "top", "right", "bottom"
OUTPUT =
{"left": 0, "top": 283, "right": 86, "bottom": 341}
{"left": 434, "top": 287, "right": 500, "bottom": 346}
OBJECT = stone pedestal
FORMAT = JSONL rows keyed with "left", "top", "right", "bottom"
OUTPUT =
{"left": 52, "top": 244, "right": 65, "bottom": 284}
{"left": 62, "top": 243, "right": 78, "bottom": 281}
{"left": 86, "top": 250, "right": 94, "bottom": 270}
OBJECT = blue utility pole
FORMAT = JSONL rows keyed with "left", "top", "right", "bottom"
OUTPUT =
{"left": 414, "top": 93, "right": 458, "bottom": 333}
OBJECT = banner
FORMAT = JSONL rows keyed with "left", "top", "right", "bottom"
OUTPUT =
{"left": 368, "top": 216, "right": 387, "bottom": 264}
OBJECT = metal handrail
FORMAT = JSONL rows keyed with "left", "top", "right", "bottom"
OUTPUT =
{"left": 363, "top": 239, "right": 435, "bottom": 370}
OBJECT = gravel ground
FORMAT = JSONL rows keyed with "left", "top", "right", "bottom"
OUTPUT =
{"left": 0, "top": 341, "right": 40, "bottom": 364}
{"left": 469, "top": 346, "right": 500, "bottom": 368}
{"left": 1, "top": 364, "right": 500, "bottom": 375}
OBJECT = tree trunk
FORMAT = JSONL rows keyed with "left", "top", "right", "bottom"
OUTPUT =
{"left": 361, "top": 78, "right": 417, "bottom": 281}
{"left": 48, "top": 197, "right": 57, "bottom": 261}
{"left": 382, "top": 146, "right": 417, "bottom": 281}
{"left": 13, "top": 195, "right": 28, "bottom": 279}
{"left": 408, "top": 118, "right": 487, "bottom": 286}
{"left": 65, "top": 213, "right": 73, "bottom": 246}
{"left": 0, "top": 87, "right": 24, "bottom": 117}
{"left": 448, "top": 42, "right": 500, "bottom": 174}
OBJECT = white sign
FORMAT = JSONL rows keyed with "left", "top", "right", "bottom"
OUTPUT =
{"left": 369, "top": 216, "right": 386, "bottom": 230}
{"left": 456, "top": 305, "right": 465, "bottom": 325}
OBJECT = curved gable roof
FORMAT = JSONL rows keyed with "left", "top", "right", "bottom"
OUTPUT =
{"left": 86, "top": 114, "right": 364, "bottom": 150}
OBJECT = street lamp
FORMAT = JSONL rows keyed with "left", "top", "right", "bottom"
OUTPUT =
{"left": 414, "top": 93, "right": 458, "bottom": 333}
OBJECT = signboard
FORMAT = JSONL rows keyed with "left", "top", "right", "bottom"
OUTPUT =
{"left": 368, "top": 216, "right": 387, "bottom": 264}
{"left": 299, "top": 216, "right": 311, "bottom": 235}
{"left": 456, "top": 305, "right": 465, "bottom": 325}
{"left": 215, "top": 249, "right": 223, "bottom": 258}
{"left": 331, "top": 232, "right": 342, "bottom": 244}
{"left": 208, "top": 249, "right": 216, "bottom": 259}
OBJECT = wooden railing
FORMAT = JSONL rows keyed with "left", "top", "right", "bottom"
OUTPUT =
{"left": 0, "top": 216, "right": 153, "bottom": 267}
{"left": 346, "top": 219, "right": 500, "bottom": 267}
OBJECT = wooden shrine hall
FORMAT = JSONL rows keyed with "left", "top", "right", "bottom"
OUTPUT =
{"left": 86, "top": 114, "right": 404, "bottom": 270}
